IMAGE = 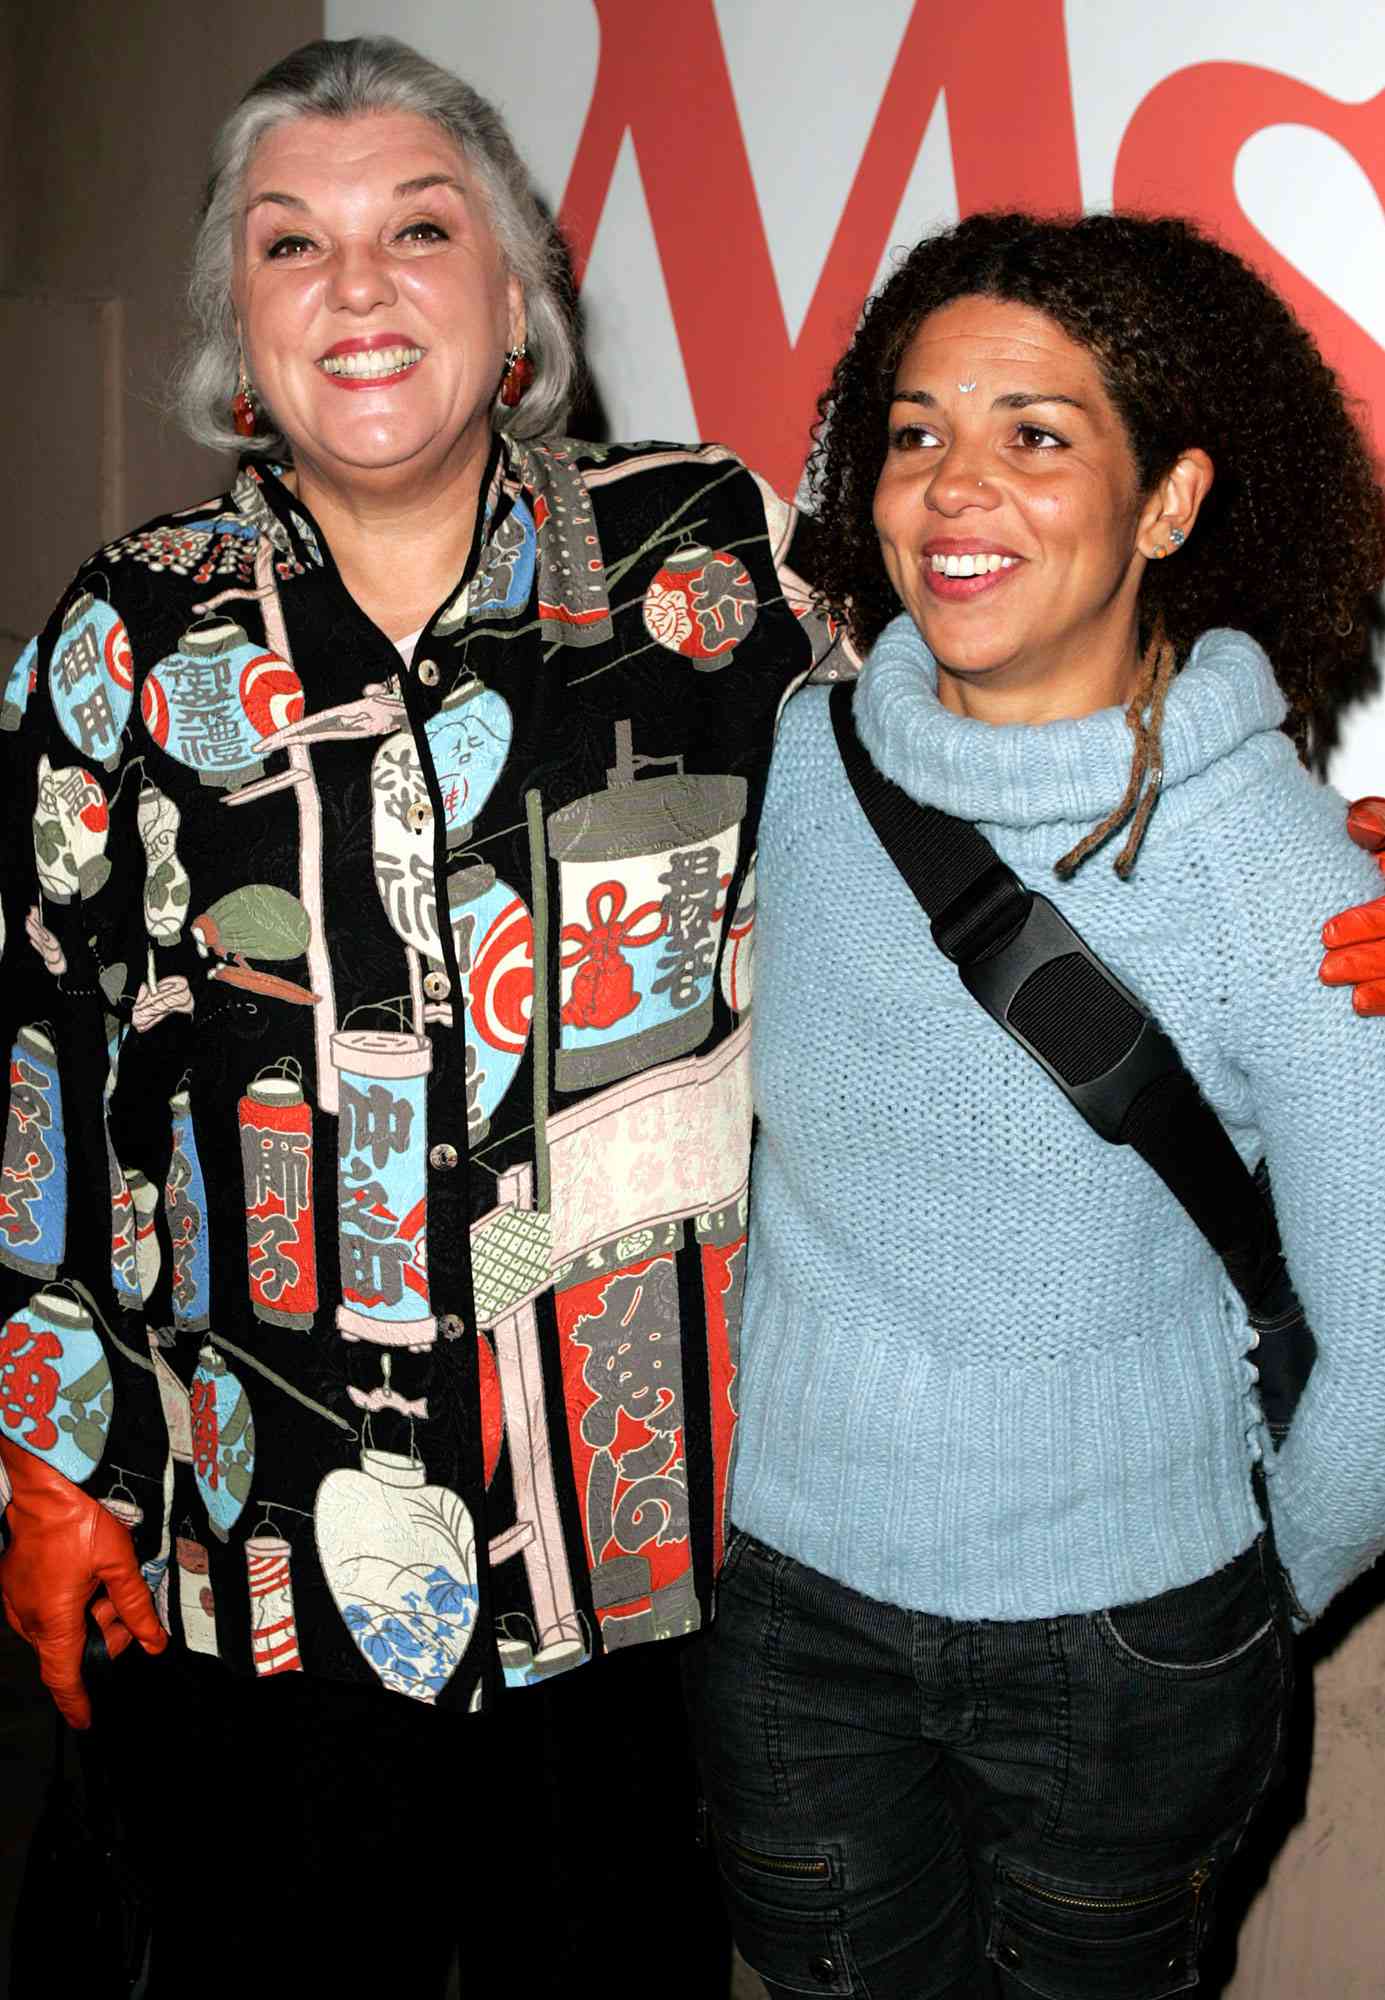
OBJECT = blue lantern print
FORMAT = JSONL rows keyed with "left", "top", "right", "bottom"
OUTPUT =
{"left": 166, "top": 1089, "right": 212, "bottom": 1333}
{"left": 141, "top": 616, "right": 304, "bottom": 791}
{"left": 332, "top": 1031, "right": 434, "bottom": 1348}
{"left": 48, "top": 591, "right": 134, "bottom": 769}
{"left": 1, "top": 635, "right": 37, "bottom": 733}
{"left": 0, "top": 1289, "right": 113, "bottom": 1485}
{"left": 370, "top": 681, "right": 512, "bottom": 877}
{"left": 316, "top": 1446, "right": 478, "bottom": 1704}
{"left": 0, "top": 1026, "right": 68, "bottom": 1282}
{"left": 423, "top": 678, "right": 514, "bottom": 848}
{"left": 190, "top": 1345, "right": 256, "bottom": 1542}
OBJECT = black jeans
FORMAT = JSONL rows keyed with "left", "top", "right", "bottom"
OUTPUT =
{"left": 85, "top": 1634, "right": 729, "bottom": 1999}
{"left": 683, "top": 1528, "right": 1293, "bottom": 1999}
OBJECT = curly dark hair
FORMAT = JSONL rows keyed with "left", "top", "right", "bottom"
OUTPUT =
{"left": 809, "top": 210, "right": 1385, "bottom": 773}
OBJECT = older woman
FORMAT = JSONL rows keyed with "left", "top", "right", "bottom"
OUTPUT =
{"left": 684, "top": 213, "right": 1385, "bottom": 1999}
{"left": 0, "top": 36, "right": 840, "bottom": 1997}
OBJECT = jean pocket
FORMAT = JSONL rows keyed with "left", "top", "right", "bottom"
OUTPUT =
{"left": 988, "top": 1863, "right": 1206, "bottom": 1998}
{"left": 710, "top": 1830, "right": 857, "bottom": 1995}
{"left": 1095, "top": 1539, "right": 1276, "bottom": 1679}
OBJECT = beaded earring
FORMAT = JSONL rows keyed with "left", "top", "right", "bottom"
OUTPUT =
{"left": 499, "top": 343, "right": 534, "bottom": 409}
{"left": 232, "top": 358, "right": 257, "bottom": 439}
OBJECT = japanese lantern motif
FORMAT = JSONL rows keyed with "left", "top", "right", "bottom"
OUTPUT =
{"left": 333, "top": 1031, "right": 434, "bottom": 1349}
{"left": 190, "top": 1345, "right": 256, "bottom": 1542}
{"left": 642, "top": 544, "right": 759, "bottom": 667}
{"left": 0, "top": 1290, "right": 113, "bottom": 1485}
{"left": 370, "top": 676, "right": 512, "bottom": 866}
{"left": 166, "top": 1090, "right": 211, "bottom": 1334}
{"left": 136, "top": 782, "right": 191, "bottom": 943}
{"left": 1, "top": 635, "right": 38, "bottom": 732}
{"left": 315, "top": 1447, "right": 478, "bottom": 1703}
{"left": 141, "top": 617, "right": 303, "bottom": 790}
{"left": 245, "top": 1534, "right": 303, "bottom": 1675}
{"left": 556, "top": 1224, "right": 700, "bottom": 1651}
{"left": 426, "top": 679, "right": 514, "bottom": 844}
{"left": 48, "top": 590, "right": 134, "bottom": 768}
{"left": 719, "top": 862, "right": 756, "bottom": 1017}
{"left": 449, "top": 868, "right": 534, "bottom": 1144}
{"left": 176, "top": 1533, "right": 219, "bottom": 1657}
{"left": 0, "top": 1027, "right": 67, "bottom": 1281}
{"left": 33, "top": 754, "right": 110, "bottom": 903}
{"left": 239, "top": 1073, "right": 317, "bottom": 1329}
{"left": 548, "top": 747, "right": 746, "bottom": 1092}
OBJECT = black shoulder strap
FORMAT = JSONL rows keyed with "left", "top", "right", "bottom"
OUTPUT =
{"left": 827, "top": 680, "right": 1293, "bottom": 1322}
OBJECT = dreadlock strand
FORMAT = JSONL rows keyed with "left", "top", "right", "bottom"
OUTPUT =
{"left": 1053, "top": 635, "right": 1177, "bottom": 882}
{"left": 1052, "top": 643, "right": 1159, "bottom": 880}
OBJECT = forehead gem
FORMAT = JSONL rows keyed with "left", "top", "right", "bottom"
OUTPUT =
{"left": 957, "top": 380, "right": 977, "bottom": 393}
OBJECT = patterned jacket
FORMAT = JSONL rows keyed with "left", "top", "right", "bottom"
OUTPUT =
{"left": 0, "top": 436, "right": 844, "bottom": 1712}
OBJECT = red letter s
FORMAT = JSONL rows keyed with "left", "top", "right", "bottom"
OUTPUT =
{"left": 1116, "top": 68, "right": 1385, "bottom": 458}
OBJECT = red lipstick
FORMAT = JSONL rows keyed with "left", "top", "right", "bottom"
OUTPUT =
{"left": 315, "top": 331, "right": 426, "bottom": 391}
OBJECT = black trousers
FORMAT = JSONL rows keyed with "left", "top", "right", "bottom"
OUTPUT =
{"left": 686, "top": 1528, "right": 1294, "bottom": 2000}
{"left": 91, "top": 1635, "right": 730, "bottom": 1998}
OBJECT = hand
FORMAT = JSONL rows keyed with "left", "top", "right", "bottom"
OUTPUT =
{"left": 0, "top": 1441, "right": 167, "bottom": 1729}
{"left": 1320, "top": 797, "right": 1385, "bottom": 1015}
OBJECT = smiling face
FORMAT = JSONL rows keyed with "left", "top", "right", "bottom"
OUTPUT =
{"left": 873, "top": 296, "right": 1170, "bottom": 721}
{"left": 233, "top": 110, "right": 523, "bottom": 494}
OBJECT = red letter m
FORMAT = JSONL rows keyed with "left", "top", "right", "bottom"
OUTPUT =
{"left": 560, "top": 0, "right": 1080, "bottom": 493}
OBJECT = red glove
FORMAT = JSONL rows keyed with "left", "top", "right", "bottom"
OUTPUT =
{"left": 1320, "top": 797, "right": 1385, "bottom": 1016}
{"left": 0, "top": 1439, "right": 167, "bottom": 1729}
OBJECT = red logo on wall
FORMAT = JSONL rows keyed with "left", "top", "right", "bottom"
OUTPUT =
{"left": 558, "top": 0, "right": 1385, "bottom": 490}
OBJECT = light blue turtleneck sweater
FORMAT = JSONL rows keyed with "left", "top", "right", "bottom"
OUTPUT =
{"left": 731, "top": 617, "right": 1385, "bottom": 1623}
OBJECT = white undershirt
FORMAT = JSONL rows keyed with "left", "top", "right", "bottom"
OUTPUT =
{"left": 393, "top": 627, "right": 423, "bottom": 668}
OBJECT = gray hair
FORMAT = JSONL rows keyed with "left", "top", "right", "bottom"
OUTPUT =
{"left": 175, "top": 35, "right": 579, "bottom": 455}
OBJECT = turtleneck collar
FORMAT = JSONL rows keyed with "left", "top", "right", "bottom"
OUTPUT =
{"left": 852, "top": 611, "right": 1287, "bottom": 831}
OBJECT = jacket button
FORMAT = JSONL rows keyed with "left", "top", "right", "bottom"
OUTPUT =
{"left": 423, "top": 970, "right": 450, "bottom": 1001}
{"left": 416, "top": 658, "right": 440, "bottom": 687}
{"left": 438, "top": 1313, "right": 466, "bottom": 1340}
{"left": 809, "top": 1959, "right": 836, "bottom": 1986}
{"left": 406, "top": 800, "right": 434, "bottom": 832}
{"left": 429, "top": 1142, "right": 459, "bottom": 1171}
{"left": 996, "top": 1941, "right": 1023, "bottom": 1970}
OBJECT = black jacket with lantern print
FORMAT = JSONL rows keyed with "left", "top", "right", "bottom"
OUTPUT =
{"left": 0, "top": 436, "right": 846, "bottom": 1713}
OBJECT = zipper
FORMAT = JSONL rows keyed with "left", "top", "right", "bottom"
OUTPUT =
{"left": 720, "top": 1831, "right": 830, "bottom": 1881}
{"left": 1189, "top": 1864, "right": 1210, "bottom": 1931}
{"left": 1008, "top": 1871, "right": 1195, "bottom": 1915}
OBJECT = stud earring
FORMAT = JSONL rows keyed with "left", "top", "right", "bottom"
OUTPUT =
{"left": 1152, "top": 546, "right": 1168, "bottom": 559}
{"left": 1170, "top": 527, "right": 1186, "bottom": 547}
{"left": 499, "top": 343, "right": 534, "bottom": 408}
{"left": 232, "top": 358, "right": 256, "bottom": 439}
